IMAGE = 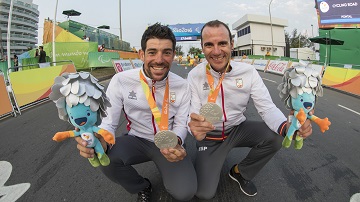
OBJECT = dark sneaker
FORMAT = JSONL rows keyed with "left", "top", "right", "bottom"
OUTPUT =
{"left": 229, "top": 165, "right": 257, "bottom": 196}
{"left": 137, "top": 178, "right": 152, "bottom": 202}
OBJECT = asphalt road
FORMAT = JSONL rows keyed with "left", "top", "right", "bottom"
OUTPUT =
{"left": 1, "top": 62, "right": 359, "bottom": 202}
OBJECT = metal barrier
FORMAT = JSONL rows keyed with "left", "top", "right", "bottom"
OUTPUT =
{"left": 5, "top": 60, "right": 76, "bottom": 115}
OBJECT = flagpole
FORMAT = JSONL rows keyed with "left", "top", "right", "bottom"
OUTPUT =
{"left": 7, "top": 0, "right": 14, "bottom": 69}
{"left": 52, "top": 0, "right": 59, "bottom": 65}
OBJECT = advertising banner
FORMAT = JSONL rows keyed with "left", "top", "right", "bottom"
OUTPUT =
{"left": 317, "top": 0, "right": 360, "bottom": 28}
{"left": 0, "top": 74, "right": 13, "bottom": 117}
{"left": 88, "top": 52, "right": 120, "bottom": 68}
{"left": 168, "top": 23, "right": 204, "bottom": 37}
{"left": 0, "top": 61, "right": 14, "bottom": 80}
{"left": 131, "top": 59, "right": 143, "bottom": 69}
{"left": 266, "top": 60, "right": 289, "bottom": 75}
{"left": 44, "top": 42, "right": 98, "bottom": 69}
{"left": 241, "top": 59, "right": 254, "bottom": 65}
{"left": 253, "top": 59, "right": 269, "bottom": 71}
{"left": 175, "top": 36, "right": 198, "bottom": 41}
{"left": 10, "top": 64, "right": 76, "bottom": 107}
{"left": 113, "top": 60, "right": 133, "bottom": 73}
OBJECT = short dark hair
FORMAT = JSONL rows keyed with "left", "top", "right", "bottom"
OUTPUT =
{"left": 200, "top": 20, "right": 232, "bottom": 45}
{"left": 141, "top": 23, "right": 176, "bottom": 51}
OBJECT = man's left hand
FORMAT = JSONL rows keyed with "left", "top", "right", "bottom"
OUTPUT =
{"left": 160, "top": 144, "right": 187, "bottom": 162}
{"left": 298, "top": 119, "right": 313, "bottom": 139}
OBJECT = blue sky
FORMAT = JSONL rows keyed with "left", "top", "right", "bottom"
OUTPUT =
{"left": 32, "top": 0, "right": 318, "bottom": 52}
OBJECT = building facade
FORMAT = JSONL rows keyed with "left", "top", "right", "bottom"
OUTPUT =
{"left": 0, "top": 0, "right": 39, "bottom": 58}
{"left": 232, "top": 14, "right": 288, "bottom": 57}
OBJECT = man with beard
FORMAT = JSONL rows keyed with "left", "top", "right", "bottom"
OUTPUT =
{"left": 75, "top": 23, "right": 197, "bottom": 202}
{"left": 187, "top": 20, "right": 313, "bottom": 199}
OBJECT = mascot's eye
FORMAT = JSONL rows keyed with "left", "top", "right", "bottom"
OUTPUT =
{"left": 300, "top": 99, "right": 303, "bottom": 102}
{"left": 71, "top": 116, "right": 73, "bottom": 119}
{"left": 87, "top": 113, "right": 90, "bottom": 116}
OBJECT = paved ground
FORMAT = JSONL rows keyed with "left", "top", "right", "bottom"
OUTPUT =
{"left": 1, "top": 62, "right": 360, "bottom": 202}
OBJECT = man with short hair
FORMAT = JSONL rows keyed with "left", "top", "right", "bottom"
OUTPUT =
{"left": 76, "top": 23, "right": 197, "bottom": 202}
{"left": 187, "top": 20, "right": 313, "bottom": 199}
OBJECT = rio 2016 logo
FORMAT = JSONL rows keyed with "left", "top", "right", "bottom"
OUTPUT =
{"left": 320, "top": 1, "right": 330, "bottom": 13}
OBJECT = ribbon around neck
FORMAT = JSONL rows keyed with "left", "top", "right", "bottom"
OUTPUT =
{"left": 139, "top": 70, "right": 169, "bottom": 131}
{"left": 205, "top": 61, "right": 230, "bottom": 103}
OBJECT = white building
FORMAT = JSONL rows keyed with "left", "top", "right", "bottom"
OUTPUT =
{"left": 0, "top": 0, "right": 39, "bottom": 57}
{"left": 290, "top": 47, "right": 316, "bottom": 60}
{"left": 232, "top": 14, "right": 288, "bottom": 57}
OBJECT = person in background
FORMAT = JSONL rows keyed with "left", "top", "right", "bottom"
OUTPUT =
{"left": 38, "top": 46, "right": 46, "bottom": 63}
{"left": 13, "top": 54, "right": 18, "bottom": 71}
{"left": 75, "top": 23, "right": 197, "bottom": 202}
{"left": 98, "top": 44, "right": 105, "bottom": 52}
{"left": 35, "top": 49, "right": 39, "bottom": 57}
{"left": 187, "top": 20, "right": 313, "bottom": 199}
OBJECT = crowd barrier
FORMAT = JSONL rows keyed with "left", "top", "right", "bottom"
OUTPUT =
{"left": 0, "top": 72, "right": 14, "bottom": 118}
{"left": 9, "top": 63, "right": 76, "bottom": 108}
{"left": 234, "top": 58, "right": 360, "bottom": 97}
{"left": 322, "top": 66, "right": 360, "bottom": 96}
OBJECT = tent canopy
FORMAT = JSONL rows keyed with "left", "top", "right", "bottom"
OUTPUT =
{"left": 309, "top": 36, "right": 344, "bottom": 45}
{"left": 62, "top": 9, "right": 81, "bottom": 18}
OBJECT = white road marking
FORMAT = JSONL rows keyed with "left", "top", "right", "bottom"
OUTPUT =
{"left": 338, "top": 104, "right": 360, "bottom": 116}
{"left": 262, "top": 78, "right": 277, "bottom": 83}
{"left": 350, "top": 193, "right": 360, "bottom": 202}
{"left": 0, "top": 161, "right": 30, "bottom": 202}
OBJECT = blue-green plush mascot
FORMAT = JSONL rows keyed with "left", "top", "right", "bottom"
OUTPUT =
{"left": 278, "top": 62, "right": 331, "bottom": 149}
{"left": 49, "top": 72, "right": 114, "bottom": 167}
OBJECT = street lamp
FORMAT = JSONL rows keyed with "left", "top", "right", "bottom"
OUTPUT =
{"left": 269, "top": 0, "right": 274, "bottom": 56}
{"left": 311, "top": 24, "right": 314, "bottom": 37}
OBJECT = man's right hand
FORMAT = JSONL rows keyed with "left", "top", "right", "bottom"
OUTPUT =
{"left": 75, "top": 133, "right": 107, "bottom": 159}
{"left": 188, "top": 113, "right": 216, "bottom": 141}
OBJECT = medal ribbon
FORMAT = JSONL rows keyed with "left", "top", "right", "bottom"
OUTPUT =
{"left": 206, "top": 62, "right": 230, "bottom": 103}
{"left": 140, "top": 70, "right": 169, "bottom": 131}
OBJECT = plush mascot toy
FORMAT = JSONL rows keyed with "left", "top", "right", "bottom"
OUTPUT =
{"left": 49, "top": 72, "right": 114, "bottom": 167}
{"left": 278, "top": 61, "right": 331, "bottom": 149}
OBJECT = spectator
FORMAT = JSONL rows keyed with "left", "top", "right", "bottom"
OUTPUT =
{"left": 38, "top": 46, "right": 46, "bottom": 63}
{"left": 98, "top": 44, "right": 105, "bottom": 52}
{"left": 13, "top": 54, "right": 18, "bottom": 71}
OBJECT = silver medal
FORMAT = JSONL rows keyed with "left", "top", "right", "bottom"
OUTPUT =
{"left": 199, "top": 103, "right": 222, "bottom": 124}
{"left": 154, "top": 130, "right": 178, "bottom": 149}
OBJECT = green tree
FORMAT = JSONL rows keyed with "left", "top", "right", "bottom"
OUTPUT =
{"left": 175, "top": 45, "right": 184, "bottom": 56}
{"left": 285, "top": 29, "right": 311, "bottom": 48}
{"left": 188, "top": 46, "right": 202, "bottom": 55}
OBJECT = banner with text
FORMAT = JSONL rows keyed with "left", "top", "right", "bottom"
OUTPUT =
{"left": 265, "top": 60, "right": 289, "bottom": 75}
{"left": 168, "top": 23, "right": 205, "bottom": 37}
{"left": 113, "top": 60, "right": 134, "bottom": 73}
{"left": 44, "top": 42, "right": 98, "bottom": 69}
{"left": 131, "top": 59, "right": 143, "bottom": 69}
{"left": 10, "top": 64, "right": 76, "bottom": 107}
{"left": 253, "top": 59, "right": 269, "bottom": 71}
{"left": 0, "top": 74, "right": 13, "bottom": 117}
{"left": 241, "top": 59, "right": 254, "bottom": 65}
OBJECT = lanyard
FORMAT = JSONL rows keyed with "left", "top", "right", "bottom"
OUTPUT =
{"left": 205, "top": 62, "right": 230, "bottom": 103}
{"left": 139, "top": 70, "right": 169, "bottom": 131}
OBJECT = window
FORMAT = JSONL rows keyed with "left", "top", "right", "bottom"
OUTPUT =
{"left": 237, "top": 26, "right": 251, "bottom": 37}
